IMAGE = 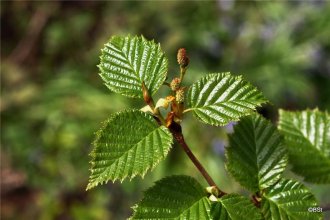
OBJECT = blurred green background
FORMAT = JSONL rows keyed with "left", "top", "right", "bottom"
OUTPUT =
{"left": 1, "top": 1, "right": 330, "bottom": 219}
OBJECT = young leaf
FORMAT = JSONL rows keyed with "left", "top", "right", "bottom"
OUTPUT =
{"left": 226, "top": 113, "right": 287, "bottom": 193}
{"left": 210, "top": 194, "right": 262, "bottom": 220}
{"left": 185, "top": 73, "right": 267, "bottom": 126}
{"left": 99, "top": 35, "right": 168, "bottom": 98}
{"left": 87, "top": 110, "right": 173, "bottom": 190}
{"left": 278, "top": 109, "right": 330, "bottom": 183}
{"left": 261, "top": 178, "right": 322, "bottom": 220}
{"left": 130, "top": 175, "right": 211, "bottom": 220}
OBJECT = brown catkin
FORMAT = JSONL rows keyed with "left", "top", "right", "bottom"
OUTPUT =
{"left": 177, "top": 48, "right": 189, "bottom": 67}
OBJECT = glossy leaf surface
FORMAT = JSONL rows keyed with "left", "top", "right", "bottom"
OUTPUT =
{"left": 87, "top": 110, "right": 172, "bottom": 190}
{"left": 186, "top": 73, "right": 267, "bottom": 126}
{"left": 210, "top": 194, "right": 262, "bottom": 220}
{"left": 226, "top": 113, "right": 287, "bottom": 192}
{"left": 99, "top": 35, "right": 168, "bottom": 98}
{"left": 261, "top": 178, "right": 322, "bottom": 220}
{"left": 131, "top": 175, "right": 211, "bottom": 220}
{"left": 278, "top": 109, "right": 330, "bottom": 183}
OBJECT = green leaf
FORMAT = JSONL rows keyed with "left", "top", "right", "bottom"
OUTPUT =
{"left": 87, "top": 110, "right": 173, "bottom": 190}
{"left": 99, "top": 35, "right": 168, "bottom": 98}
{"left": 185, "top": 73, "right": 267, "bottom": 126}
{"left": 130, "top": 175, "right": 211, "bottom": 220}
{"left": 278, "top": 109, "right": 330, "bottom": 183}
{"left": 261, "top": 178, "right": 322, "bottom": 220}
{"left": 226, "top": 113, "right": 287, "bottom": 192}
{"left": 210, "top": 194, "right": 262, "bottom": 220}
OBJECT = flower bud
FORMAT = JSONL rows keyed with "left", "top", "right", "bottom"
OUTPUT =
{"left": 177, "top": 48, "right": 189, "bottom": 67}
{"left": 142, "top": 81, "right": 153, "bottom": 107}
{"left": 170, "top": 77, "right": 181, "bottom": 91}
{"left": 165, "top": 112, "right": 175, "bottom": 128}
{"left": 206, "top": 186, "right": 220, "bottom": 197}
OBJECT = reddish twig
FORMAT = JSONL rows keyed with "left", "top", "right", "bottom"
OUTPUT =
{"left": 169, "top": 123, "right": 226, "bottom": 197}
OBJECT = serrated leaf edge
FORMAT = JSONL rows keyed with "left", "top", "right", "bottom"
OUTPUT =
{"left": 129, "top": 175, "right": 210, "bottom": 220}
{"left": 225, "top": 113, "right": 288, "bottom": 193}
{"left": 86, "top": 109, "right": 173, "bottom": 190}
{"left": 98, "top": 35, "right": 168, "bottom": 98}
{"left": 185, "top": 72, "right": 268, "bottom": 126}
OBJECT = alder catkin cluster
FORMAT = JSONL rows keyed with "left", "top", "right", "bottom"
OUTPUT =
{"left": 177, "top": 48, "right": 190, "bottom": 67}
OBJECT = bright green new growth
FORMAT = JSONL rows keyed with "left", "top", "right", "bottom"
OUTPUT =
{"left": 89, "top": 35, "right": 326, "bottom": 220}
{"left": 278, "top": 109, "right": 330, "bottom": 183}
{"left": 99, "top": 35, "right": 168, "bottom": 98}
{"left": 185, "top": 73, "right": 267, "bottom": 126}
{"left": 87, "top": 110, "right": 173, "bottom": 190}
{"left": 226, "top": 113, "right": 287, "bottom": 192}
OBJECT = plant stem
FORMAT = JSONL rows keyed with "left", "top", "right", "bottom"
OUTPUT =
{"left": 169, "top": 124, "right": 226, "bottom": 197}
{"left": 251, "top": 195, "right": 261, "bottom": 207}
{"left": 179, "top": 66, "right": 186, "bottom": 81}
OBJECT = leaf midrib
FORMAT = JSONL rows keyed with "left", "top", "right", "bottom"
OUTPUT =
{"left": 111, "top": 40, "right": 142, "bottom": 83}
{"left": 284, "top": 120, "right": 328, "bottom": 157}
{"left": 264, "top": 195, "right": 302, "bottom": 219}
{"left": 93, "top": 125, "right": 168, "bottom": 181}
{"left": 175, "top": 196, "right": 209, "bottom": 220}
{"left": 251, "top": 118, "right": 262, "bottom": 192}
{"left": 131, "top": 196, "right": 208, "bottom": 220}
{"left": 185, "top": 99, "right": 261, "bottom": 113}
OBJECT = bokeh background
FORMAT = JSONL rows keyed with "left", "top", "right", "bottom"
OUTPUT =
{"left": 1, "top": 1, "right": 330, "bottom": 219}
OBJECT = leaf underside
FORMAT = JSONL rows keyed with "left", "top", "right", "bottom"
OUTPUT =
{"left": 211, "top": 194, "right": 262, "bottom": 220}
{"left": 186, "top": 73, "right": 267, "bottom": 126}
{"left": 130, "top": 175, "right": 210, "bottom": 220}
{"left": 278, "top": 109, "right": 330, "bottom": 183}
{"left": 226, "top": 113, "right": 287, "bottom": 193}
{"left": 87, "top": 110, "right": 173, "bottom": 190}
{"left": 99, "top": 35, "right": 168, "bottom": 98}
{"left": 261, "top": 178, "right": 322, "bottom": 220}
